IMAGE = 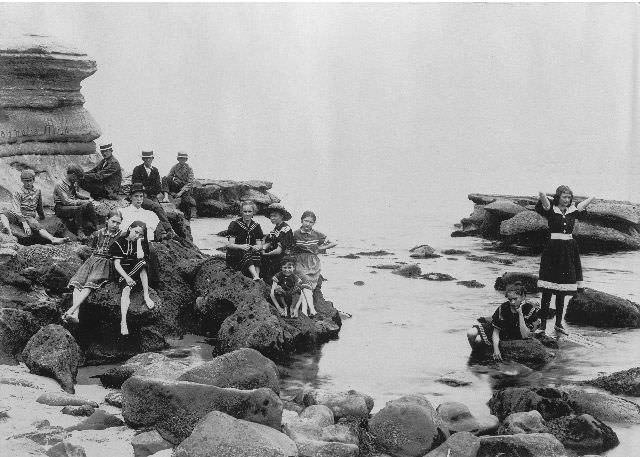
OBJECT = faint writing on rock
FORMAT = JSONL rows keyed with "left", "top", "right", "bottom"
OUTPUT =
{"left": 0, "top": 123, "right": 70, "bottom": 140}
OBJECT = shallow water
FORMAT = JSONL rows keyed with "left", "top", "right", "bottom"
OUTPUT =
{"left": 192, "top": 215, "right": 640, "bottom": 456}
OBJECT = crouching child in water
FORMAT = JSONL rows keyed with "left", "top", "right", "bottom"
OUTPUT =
{"left": 467, "top": 283, "right": 541, "bottom": 362}
{"left": 270, "top": 257, "right": 309, "bottom": 317}
{"left": 109, "top": 220, "right": 155, "bottom": 335}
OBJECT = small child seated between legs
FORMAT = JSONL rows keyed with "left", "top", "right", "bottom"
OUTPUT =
{"left": 270, "top": 257, "right": 308, "bottom": 318}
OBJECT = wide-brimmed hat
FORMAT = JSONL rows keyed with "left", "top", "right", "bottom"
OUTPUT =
{"left": 141, "top": 150, "right": 154, "bottom": 159}
{"left": 267, "top": 203, "right": 292, "bottom": 221}
{"left": 20, "top": 169, "right": 35, "bottom": 180}
{"left": 130, "top": 183, "right": 145, "bottom": 195}
{"left": 177, "top": 152, "right": 188, "bottom": 159}
{"left": 99, "top": 143, "right": 113, "bottom": 153}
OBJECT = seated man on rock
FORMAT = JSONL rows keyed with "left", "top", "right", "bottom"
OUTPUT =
{"left": 467, "top": 282, "right": 541, "bottom": 361}
{"left": 120, "top": 183, "right": 163, "bottom": 285}
{"left": 53, "top": 165, "right": 99, "bottom": 240}
{"left": 162, "top": 151, "right": 196, "bottom": 220}
{"left": 0, "top": 169, "right": 68, "bottom": 244}
{"left": 81, "top": 142, "right": 123, "bottom": 200}
{"left": 131, "top": 149, "right": 175, "bottom": 238}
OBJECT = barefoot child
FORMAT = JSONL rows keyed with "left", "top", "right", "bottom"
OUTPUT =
{"left": 467, "top": 283, "right": 541, "bottom": 362}
{"left": 5, "top": 170, "right": 68, "bottom": 244}
{"left": 109, "top": 220, "right": 155, "bottom": 335}
{"left": 270, "top": 257, "right": 307, "bottom": 317}
{"left": 63, "top": 210, "right": 123, "bottom": 323}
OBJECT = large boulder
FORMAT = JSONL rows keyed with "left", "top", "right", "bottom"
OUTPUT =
{"left": 474, "top": 339, "right": 554, "bottom": 368}
{"left": 194, "top": 258, "right": 341, "bottom": 360}
{"left": 173, "top": 411, "right": 297, "bottom": 457}
{"left": 497, "top": 410, "right": 549, "bottom": 435}
{"left": 22, "top": 324, "right": 80, "bottom": 393}
{"left": 192, "top": 180, "right": 281, "bottom": 218}
{"left": 369, "top": 395, "right": 449, "bottom": 457}
{"left": 484, "top": 200, "right": 527, "bottom": 220}
{"left": 566, "top": 288, "right": 640, "bottom": 328}
{"left": 0, "top": 33, "right": 101, "bottom": 206}
{"left": 546, "top": 414, "right": 619, "bottom": 453}
{"left": 560, "top": 385, "right": 640, "bottom": 424}
{"left": 582, "top": 367, "right": 640, "bottom": 396}
{"left": 488, "top": 387, "right": 574, "bottom": 422}
{"left": 121, "top": 375, "right": 283, "bottom": 444}
{"left": 300, "top": 389, "right": 374, "bottom": 420}
{"left": 0, "top": 307, "right": 40, "bottom": 364}
{"left": 178, "top": 347, "right": 280, "bottom": 394}
{"left": 423, "top": 432, "right": 480, "bottom": 457}
{"left": 477, "top": 433, "right": 568, "bottom": 457}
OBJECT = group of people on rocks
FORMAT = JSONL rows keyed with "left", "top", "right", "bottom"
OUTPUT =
{"left": 467, "top": 185, "right": 594, "bottom": 360}
{"left": 0, "top": 143, "right": 196, "bottom": 243}
{"left": 224, "top": 201, "right": 336, "bottom": 318}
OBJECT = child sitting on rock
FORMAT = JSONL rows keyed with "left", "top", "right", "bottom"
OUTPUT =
{"left": 109, "top": 220, "right": 155, "bottom": 335}
{"left": 270, "top": 257, "right": 308, "bottom": 318}
{"left": 2, "top": 170, "right": 67, "bottom": 244}
{"left": 63, "top": 209, "right": 123, "bottom": 324}
{"left": 467, "top": 282, "right": 541, "bottom": 361}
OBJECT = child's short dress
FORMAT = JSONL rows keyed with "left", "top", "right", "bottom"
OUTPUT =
{"left": 536, "top": 203, "right": 584, "bottom": 294}
{"left": 68, "top": 228, "right": 120, "bottom": 290}
{"left": 109, "top": 238, "right": 148, "bottom": 285}
{"left": 225, "top": 218, "right": 264, "bottom": 274}
{"left": 293, "top": 228, "right": 326, "bottom": 289}
{"left": 273, "top": 271, "right": 304, "bottom": 306}
{"left": 474, "top": 300, "right": 541, "bottom": 347}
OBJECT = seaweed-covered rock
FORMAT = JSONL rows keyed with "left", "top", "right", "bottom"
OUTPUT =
{"left": 409, "top": 245, "right": 440, "bottom": 259}
{"left": 178, "top": 347, "right": 279, "bottom": 394}
{"left": 22, "top": 324, "right": 80, "bottom": 393}
{"left": 192, "top": 180, "right": 280, "bottom": 218}
{"left": 498, "top": 339, "right": 555, "bottom": 368}
{"left": 391, "top": 264, "right": 422, "bottom": 278}
{"left": 174, "top": 411, "right": 297, "bottom": 457}
{"left": 0, "top": 307, "right": 40, "bottom": 364}
{"left": 488, "top": 387, "right": 573, "bottom": 422}
{"left": 546, "top": 414, "right": 619, "bottom": 453}
{"left": 566, "top": 288, "right": 640, "bottom": 328}
{"left": 560, "top": 385, "right": 640, "bottom": 424}
{"left": 121, "top": 375, "right": 283, "bottom": 444}
{"left": 497, "top": 410, "right": 548, "bottom": 435}
{"left": 370, "top": 395, "right": 449, "bottom": 457}
{"left": 494, "top": 272, "right": 539, "bottom": 293}
{"left": 582, "top": 367, "right": 640, "bottom": 396}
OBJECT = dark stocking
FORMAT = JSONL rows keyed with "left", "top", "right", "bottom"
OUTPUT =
{"left": 555, "top": 293, "right": 565, "bottom": 327}
{"left": 540, "top": 290, "right": 552, "bottom": 330}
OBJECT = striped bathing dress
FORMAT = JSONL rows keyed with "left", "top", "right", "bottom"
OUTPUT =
{"left": 68, "top": 228, "right": 120, "bottom": 290}
{"left": 293, "top": 228, "right": 326, "bottom": 290}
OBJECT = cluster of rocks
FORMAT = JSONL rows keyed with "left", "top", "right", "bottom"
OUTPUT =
{"left": 453, "top": 193, "right": 640, "bottom": 251}
{"left": 8, "top": 344, "right": 636, "bottom": 457}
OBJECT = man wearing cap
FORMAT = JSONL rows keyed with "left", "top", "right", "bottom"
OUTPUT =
{"left": 81, "top": 143, "right": 123, "bottom": 200}
{"left": 162, "top": 152, "right": 195, "bottom": 220}
{"left": 53, "top": 165, "right": 98, "bottom": 240}
{"left": 131, "top": 150, "right": 173, "bottom": 234}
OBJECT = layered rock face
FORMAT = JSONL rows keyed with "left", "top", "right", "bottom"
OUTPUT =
{"left": 0, "top": 34, "right": 101, "bottom": 205}
{"left": 453, "top": 193, "right": 640, "bottom": 251}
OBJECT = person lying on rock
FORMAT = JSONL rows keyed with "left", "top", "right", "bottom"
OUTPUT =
{"left": 293, "top": 210, "right": 337, "bottom": 317}
{"left": 109, "top": 220, "right": 155, "bottom": 336}
{"left": 161, "top": 151, "right": 196, "bottom": 220}
{"left": 80, "top": 142, "right": 123, "bottom": 200}
{"left": 63, "top": 209, "right": 123, "bottom": 324}
{"left": 1, "top": 169, "right": 68, "bottom": 244}
{"left": 260, "top": 203, "right": 295, "bottom": 283}
{"left": 536, "top": 186, "right": 594, "bottom": 336}
{"left": 53, "top": 165, "right": 99, "bottom": 241}
{"left": 225, "top": 201, "right": 264, "bottom": 281}
{"left": 467, "top": 282, "right": 541, "bottom": 361}
{"left": 131, "top": 149, "right": 175, "bottom": 238}
{"left": 269, "top": 256, "right": 310, "bottom": 318}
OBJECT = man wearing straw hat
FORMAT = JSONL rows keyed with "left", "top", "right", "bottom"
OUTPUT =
{"left": 162, "top": 151, "right": 195, "bottom": 220}
{"left": 131, "top": 149, "right": 174, "bottom": 237}
{"left": 81, "top": 142, "right": 123, "bottom": 200}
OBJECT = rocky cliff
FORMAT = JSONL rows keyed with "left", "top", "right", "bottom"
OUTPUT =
{"left": 453, "top": 193, "right": 640, "bottom": 251}
{"left": 0, "top": 33, "right": 101, "bottom": 205}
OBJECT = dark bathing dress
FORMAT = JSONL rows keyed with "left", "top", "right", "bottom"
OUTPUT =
{"left": 68, "top": 228, "right": 120, "bottom": 290}
{"left": 262, "top": 221, "right": 294, "bottom": 280}
{"left": 225, "top": 218, "right": 264, "bottom": 274}
{"left": 109, "top": 238, "right": 148, "bottom": 286}
{"left": 536, "top": 203, "right": 584, "bottom": 294}
{"left": 474, "top": 300, "right": 541, "bottom": 347}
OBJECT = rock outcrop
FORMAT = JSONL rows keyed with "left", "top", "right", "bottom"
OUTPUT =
{"left": 192, "top": 179, "right": 280, "bottom": 217}
{"left": 0, "top": 33, "right": 101, "bottom": 207}
{"left": 582, "top": 367, "right": 640, "bottom": 396}
{"left": 453, "top": 193, "right": 640, "bottom": 251}
{"left": 566, "top": 288, "right": 640, "bottom": 328}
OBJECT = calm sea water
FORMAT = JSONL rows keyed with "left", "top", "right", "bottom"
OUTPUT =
{"left": 191, "top": 211, "right": 640, "bottom": 456}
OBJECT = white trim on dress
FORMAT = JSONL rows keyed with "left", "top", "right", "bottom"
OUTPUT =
{"left": 537, "top": 279, "right": 578, "bottom": 291}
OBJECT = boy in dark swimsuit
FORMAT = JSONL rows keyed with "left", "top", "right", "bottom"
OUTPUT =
{"left": 269, "top": 257, "right": 308, "bottom": 317}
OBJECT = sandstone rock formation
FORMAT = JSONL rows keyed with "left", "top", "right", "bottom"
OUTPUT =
{"left": 0, "top": 34, "right": 101, "bottom": 207}
{"left": 454, "top": 193, "right": 640, "bottom": 251}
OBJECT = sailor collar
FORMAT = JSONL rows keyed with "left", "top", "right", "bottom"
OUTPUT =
{"left": 553, "top": 204, "right": 577, "bottom": 215}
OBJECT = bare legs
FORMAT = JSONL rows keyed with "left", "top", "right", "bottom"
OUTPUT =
{"left": 248, "top": 264, "right": 261, "bottom": 281}
{"left": 121, "top": 269, "right": 155, "bottom": 335}
{"left": 37, "top": 228, "right": 68, "bottom": 245}
{"left": 300, "top": 288, "right": 317, "bottom": 316}
{"left": 466, "top": 327, "right": 482, "bottom": 348}
{"left": 63, "top": 288, "right": 92, "bottom": 323}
